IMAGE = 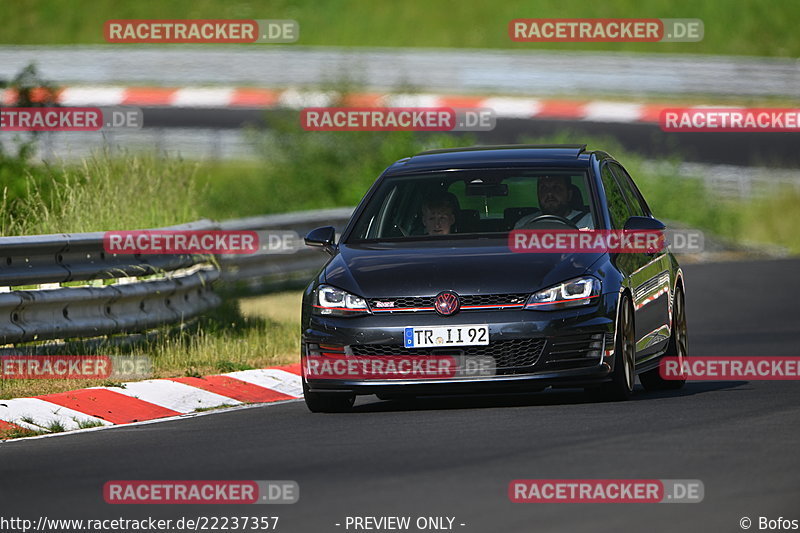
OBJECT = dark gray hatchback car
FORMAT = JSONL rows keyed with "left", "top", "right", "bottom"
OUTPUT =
{"left": 300, "top": 145, "right": 687, "bottom": 412}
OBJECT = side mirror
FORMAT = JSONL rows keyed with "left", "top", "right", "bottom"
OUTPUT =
{"left": 305, "top": 226, "right": 337, "bottom": 255}
{"left": 623, "top": 216, "right": 666, "bottom": 231}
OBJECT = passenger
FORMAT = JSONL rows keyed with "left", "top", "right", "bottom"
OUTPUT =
{"left": 421, "top": 193, "right": 459, "bottom": 235}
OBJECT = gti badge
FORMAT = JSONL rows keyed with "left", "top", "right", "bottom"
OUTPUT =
{"left": 434, "top": 291, "right": 460, "bottom": 316}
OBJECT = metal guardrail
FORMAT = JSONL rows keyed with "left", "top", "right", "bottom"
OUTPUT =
{"left": 3, "top": 46, "right": 799, "bottom": 98}
{"left": 217, "top": 207, "right": 353, "bottom": 291}
{"left": 0, "top": 220, "right": 221, "bottom": 345}
{"left": 0, "top": 209, "right": 354, "bottom": 346}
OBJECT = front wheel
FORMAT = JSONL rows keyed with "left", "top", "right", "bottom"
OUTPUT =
{"left": 640, "top": 286, "right": 688, "bottom": 391}
{"left": 593, "top": 294, "right": 636, "bottom": 401}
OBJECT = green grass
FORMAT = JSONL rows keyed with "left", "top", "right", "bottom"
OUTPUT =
{"left": 0, "top": 415, "right": 103, "bottom": 441}
{"left": 193, "top": 404, "right": 237, "bottom": 413}
{"left": 1, "top": 153, "right": 204, "bottom": 235}
{"left": 737, "top": 188, "right": 800, "bottom": 253}
{"left": 75, "top": 419, "right": 105, "bottom": 429}
{"left": 0, "top": 297, "right": 300, "bottom": 400}
{"left": 10, "top": 416, "right": 65, "bottom": 433}
{"left": 0, "top": 426, "right": 46, "bottom": 440}
{"left": 45, "top": 420, "right": 66, "bottom": 433}
{"left": 637, "top": 168, "right": 800, "bottom": 254}
{"left": 162, "top": 106, "right": 474, "bottom": 219}
{"left": 1, "top": 0, "right": 798, "bottom": 57}
{"left": 216, "top": 360, "right": 255, "bottom": 372}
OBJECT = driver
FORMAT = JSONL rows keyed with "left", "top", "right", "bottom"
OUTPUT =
{"left": 514, "top": 175, "right": 592, "bottom": 229}
{"left": 421, "top": 192, "right": 458, "bottom": 235}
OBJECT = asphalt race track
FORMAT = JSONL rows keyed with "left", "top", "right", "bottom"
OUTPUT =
{"left": 1, "top": 258, "right": 798, "bottom": 533}
{"left": 142, "top": 108, "right": 800, "bottom": 168}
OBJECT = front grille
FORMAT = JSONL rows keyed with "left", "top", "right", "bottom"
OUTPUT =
{"left": 319, "top": 333, "right": 607, "bottom": 378}
{"left": 349, "top": 338, "right": 546, "bottom": 371}
{"left": 463, "top": 294, "right": 529, "bottom": 307}
{"left": 368, "top": 293, "right": 529, "bottom": 313}
{"left": 369, "top": 296, "right": 432, "bottom": 310}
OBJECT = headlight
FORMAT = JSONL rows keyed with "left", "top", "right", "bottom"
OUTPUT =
{"left": 525, "top": 277, "right": 601, "bottom": 311}
{"left": 313, "top": 284, "right": 371, "bottom": 317}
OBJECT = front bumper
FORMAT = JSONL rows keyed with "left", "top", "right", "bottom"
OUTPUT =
{"left": 304, "top": 364, "right": 614, "bottom": 395}
{"left": 302, "top": 292, "right": 619, "bottom": 395}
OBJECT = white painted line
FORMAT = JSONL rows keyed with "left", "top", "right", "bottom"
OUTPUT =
{"left": 60, "top": 86, "right": 126, "bottom": 106}
{"left": 383, "top": 93, "right": 443, "bottom": 108}
{"left": 171, "top": 87, "right": 235, "bottom": 107}
{"left": 278, "top": 88, "right": 335, "bottom": 108}
{"left": 225, "top": 369, "right": 304, "bottom": 398}
{"left": 689, "top": 104, "right": 746, "bottom": 109}
{"left": 99, "top": 380, "right": 241, "bottom": 413}
{"left": 1, "top": 399, "right": 302, "bottom": 444}
{"left": 582, "top": 101, "right": 644, "bottom": 123}
{"left": 0, "top": 398, "right": 112, "bottom": 432}
{"left": 481, "top": 97, "right": 542, "bottom": 118}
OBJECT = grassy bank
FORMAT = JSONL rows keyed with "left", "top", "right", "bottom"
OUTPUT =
{"left": 1, "top": 154, "right": 203, "bottom": 235}
{"left": 2, "top": 0, "right": 798, "bottom": 57}
{"left": 2, "top": 125, "right": 470, "bottom": 232}
{"left": 0, "top": 295, "right": 300, "bottom": 401}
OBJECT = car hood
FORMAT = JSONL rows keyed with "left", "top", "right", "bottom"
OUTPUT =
{"left": 324, "top": 242, "right": 604, "bottom": 297}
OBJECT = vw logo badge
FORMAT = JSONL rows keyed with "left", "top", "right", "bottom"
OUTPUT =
{"left": 434, "top": 291, "right": 460, "bottom": 316}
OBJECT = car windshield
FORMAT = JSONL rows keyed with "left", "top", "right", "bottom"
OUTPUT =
{"left": 347, "top": 169, "right": 596, "bottom": 242}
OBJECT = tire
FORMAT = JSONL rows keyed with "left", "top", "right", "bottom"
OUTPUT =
{"left": 303, "top": 381, "right": 355, "bottom": 413}
{"left": 640, "top": 286, "right": 688, "bottom": 391}
{"left": 593, "top": 294, "right": 636, "bottom": 401}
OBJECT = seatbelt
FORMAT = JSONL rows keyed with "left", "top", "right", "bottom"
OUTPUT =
{"left": 568, "top": 210, "right": 589, "bottom": 224}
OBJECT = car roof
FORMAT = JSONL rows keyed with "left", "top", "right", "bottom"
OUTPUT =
{"left": 385, "top": 144, "right": 597, "bottom": 174}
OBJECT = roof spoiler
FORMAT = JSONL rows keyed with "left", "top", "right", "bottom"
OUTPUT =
{"left": 415, "top": 144, "right": 587, "bottom": 157}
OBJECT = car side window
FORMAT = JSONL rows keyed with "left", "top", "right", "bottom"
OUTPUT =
{"left": 610, "top": 163, "right": 650, "bottom": 217}
{"left": 600, "top": 164, "right": 631, "bottom": 229}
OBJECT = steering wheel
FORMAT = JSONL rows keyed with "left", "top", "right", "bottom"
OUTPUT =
{"left": 518, "top": 214, "right": 579, "bottom": 230}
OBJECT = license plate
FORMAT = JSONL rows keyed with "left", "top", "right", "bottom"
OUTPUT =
{"left": 404, "top": 325, "right": 489, "bottom": 348}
